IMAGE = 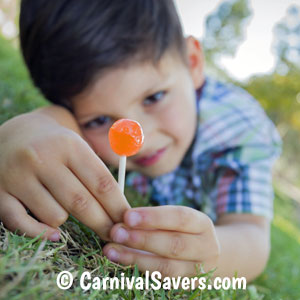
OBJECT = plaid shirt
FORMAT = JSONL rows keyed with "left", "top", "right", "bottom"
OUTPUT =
{"left": 125, "top": 77, "right": 282, "bottom": 222}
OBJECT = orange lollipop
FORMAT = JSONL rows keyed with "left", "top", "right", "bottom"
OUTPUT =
{"left": 109, "top": 119, "right": 144, "bottom": 156}
{"left": 109, "top": 119, "right": 144, "bottom": 193}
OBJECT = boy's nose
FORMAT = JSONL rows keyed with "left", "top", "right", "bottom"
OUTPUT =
{"left": 122, "top": 113, "right": 156, "bottom": 140}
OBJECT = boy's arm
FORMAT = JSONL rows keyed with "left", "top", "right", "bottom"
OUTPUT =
{"left": 33, "top": 105, "right": 83, "bottom": 137}
{"left": 214, "top": 213, "right": 270, "bottom": 281}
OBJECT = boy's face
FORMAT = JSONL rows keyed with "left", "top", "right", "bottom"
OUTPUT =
{"left": 72, "top": 40, "right": 203, "bottom": 178}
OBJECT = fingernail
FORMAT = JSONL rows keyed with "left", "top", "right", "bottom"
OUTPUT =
{"left": 113, "top": 227, "right": 129, "bottom": 243}
{"left": 50, "top": 231, "right": 60, "bottom": 242}
{"left": 128, "top": 211, "right": 141, "bottom": 227}
{"left": 107, "top": 248, "right": 120, "bottom": 262}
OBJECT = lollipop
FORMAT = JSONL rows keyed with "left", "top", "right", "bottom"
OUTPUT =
{"left": 109, "top": 119, "right": 144, "bottom": 193}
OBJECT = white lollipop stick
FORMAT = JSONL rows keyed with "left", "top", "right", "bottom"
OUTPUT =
{"left": 118, "top": 155, "right": 127, "bottom": 193}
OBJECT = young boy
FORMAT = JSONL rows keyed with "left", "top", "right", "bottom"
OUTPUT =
{"left": 0, "top": 0, "right": 281, "bottom": 281}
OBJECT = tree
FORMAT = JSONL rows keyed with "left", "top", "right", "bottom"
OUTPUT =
{"left": 273, "top": 5, "right": 300, "bottom": 71}
{"left": 202, "top": 0, "right": 252, "bottom": 77}
{"left": 243, "top": 5, "right": 300, "bottom": 184}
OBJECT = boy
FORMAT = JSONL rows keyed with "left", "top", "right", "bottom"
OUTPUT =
{"left": 0, "top": 0, "right": 281, "bottom": 281}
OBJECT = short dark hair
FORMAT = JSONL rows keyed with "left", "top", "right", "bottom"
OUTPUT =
{"left": 19, "top": 0, "right": 186, "bottom": 111}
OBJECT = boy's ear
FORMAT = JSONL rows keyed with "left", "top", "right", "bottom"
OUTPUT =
{"left": 185, "top": 36, "right": 205, "bottom": 89}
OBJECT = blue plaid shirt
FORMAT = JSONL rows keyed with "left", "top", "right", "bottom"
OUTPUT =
{"left": 125, "top": 77, "right": 282, "bottom": 222}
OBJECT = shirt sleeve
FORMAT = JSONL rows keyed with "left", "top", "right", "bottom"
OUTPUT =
{"left": 196, "top": 84, "right": 282, "bottom": 221}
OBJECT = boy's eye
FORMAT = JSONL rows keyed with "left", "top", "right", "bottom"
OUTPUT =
{"left": 143, "top": 91, "right": 166, "bottom": 106}
{"left": 82, "top": 116, "right": 112, "bottom": 129}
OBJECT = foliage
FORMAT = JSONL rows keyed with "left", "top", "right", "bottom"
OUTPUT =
{"left": 242, "top": 5, "right": 300, "bottom": 184}
{"left": 243, "top": 68, "right": 300, "bottom": 130}
{"left": 273, "top": 5, "right": 300, "bottom": 69}
{"left": 202, "top": 0, "right": 300, "bottom": 184}
{"left": 202, "top": 0, "right": 252, "bottom": 77}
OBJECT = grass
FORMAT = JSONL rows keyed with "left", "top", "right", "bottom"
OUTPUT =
{"left": 0, "top": 35, "right": 47, "bottom": 125}
{"left": 0, "top": 185, "right": 256, "bottom": 300}
{"left": 253, "top": 189, "right": 300, "bottom": 299}
{"left": 1, "top": 193, "right": 299, "bottom": 300}
{"left": 1, "top": 36, "right": 300, "bottom": 299}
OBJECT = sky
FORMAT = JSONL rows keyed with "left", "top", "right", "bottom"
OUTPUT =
{"left": 174, "top": 0, "right": 300, "bottom": 81}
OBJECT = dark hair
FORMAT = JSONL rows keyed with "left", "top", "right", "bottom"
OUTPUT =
{"left": 19, "top": 0, "right": 186, "bottom": 111}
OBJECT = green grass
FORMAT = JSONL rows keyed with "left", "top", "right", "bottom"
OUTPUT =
{"left": 1, "top": 36, "right": 300, "bottom": 299}
{"left": 1, "top": 192, "right": 299, "bottom": 300}
{"left": 0, "top": 35, "right": 47, "bottom": 125}
{"left": 253, "top": 189, "right": 300, "bottom": 299}
{"left": 0, "top": 186, "right": 257, "bottom": 300}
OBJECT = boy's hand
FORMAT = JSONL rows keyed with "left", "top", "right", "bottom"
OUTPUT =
{"left": 103, "top": 206, "right": 220, "bottom": 277}
{"left": 0, "top": 113, "right": 130, "bottom": 241}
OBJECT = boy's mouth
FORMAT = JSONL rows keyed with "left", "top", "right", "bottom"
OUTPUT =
{"left": 133, "top": 147, "right": 167, "bottom": 167}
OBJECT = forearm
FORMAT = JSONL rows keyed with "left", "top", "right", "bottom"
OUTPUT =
{"left": 213, "top": 218, "right": 270, "bottom": 282}
{"left": 31, "top": 104, "right": 83, "bottom": 137}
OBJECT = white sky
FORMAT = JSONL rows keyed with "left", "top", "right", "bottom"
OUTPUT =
{"left": 174, "top": 0, "right": 300, "bottom": 81}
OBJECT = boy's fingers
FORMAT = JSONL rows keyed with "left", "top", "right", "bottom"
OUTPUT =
{"left": 5, "top": 175, "right": 68, "bottom": 228}
{"left": 110, "top": 225, "right": 214, "bottom": 261}
{"left": 67, "top": 141, "right": 130, "bottom": 222}
{"left": 38, "top": 164, "right": 113, "bottom": 240}
{"left": 124, "top": 206, "right": 212, "bottom": 233}
{"left": 103, "top": 243, "right": 200, "bottom": 278}
{"left": 0, "top": 193, "right": 60, "bottom": 241}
